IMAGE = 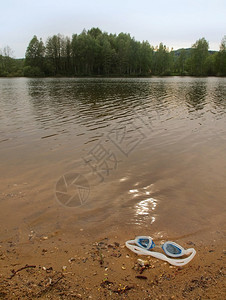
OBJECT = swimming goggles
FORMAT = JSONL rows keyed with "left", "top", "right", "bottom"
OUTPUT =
{"left": 125, "top": 236, "right": 196, "bottom": 266}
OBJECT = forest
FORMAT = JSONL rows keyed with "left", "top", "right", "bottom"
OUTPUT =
{"left": 0, "top": 28, "right": 226, "bottom": 77}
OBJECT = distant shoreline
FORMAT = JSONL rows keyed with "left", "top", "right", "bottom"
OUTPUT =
{"left": 1, "top": 30, "right": 225, "bottom": 78}
{"left": 1, "top": 74, "right": 226, "bottom": 79}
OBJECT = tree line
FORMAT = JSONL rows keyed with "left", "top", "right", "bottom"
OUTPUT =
{"left": 0, "top": 28, "right": 226, "bottom": 77}
{"left": 0, "top": 46, "right": 24, "bottom": 77}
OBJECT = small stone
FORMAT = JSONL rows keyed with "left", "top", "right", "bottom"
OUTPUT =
{"left": 122, "top": 266, "right": 126, "bottom": 270}
{"left": 62, "top": 266, "right": 67, "bottom": 271}
{"left": 137, "top": 259, "right": 149, "bottom": 267}
{"left": 46, "top": 267, "right": 53, "bottom": 273}
{"left": 136, "top": 275, "right": 147, "bottom": 280}
{"left": 187, "top": 241, "right": 195, "bottom": 246}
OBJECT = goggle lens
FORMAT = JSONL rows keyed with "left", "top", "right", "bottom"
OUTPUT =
{"left": 165, "top": 243, "right": 182, "bottom": 255}
{"left": 138, "top": 238, "right": 150, "bottom": 248}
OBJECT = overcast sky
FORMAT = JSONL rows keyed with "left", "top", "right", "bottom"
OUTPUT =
{"left": 1, "top": 0, "right": 225, "bottom": 58}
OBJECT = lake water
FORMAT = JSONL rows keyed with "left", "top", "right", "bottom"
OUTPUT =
{"left": 0, "top": 77, "right": 225, "bottom": 242}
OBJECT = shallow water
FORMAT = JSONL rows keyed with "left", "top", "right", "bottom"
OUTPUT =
{"left": 0, "top": 77, "right": 225, "bottom": 241}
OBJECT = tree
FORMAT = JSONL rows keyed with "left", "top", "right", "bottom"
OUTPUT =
{"left": 71, "top": 31, "right": 95, "bottom": 75}
{"left": 45, "top": 34, "right": 63, "bottom": 75}
{"left": 25, "top": 35, "right": 45, "bottom": 70}
{"left": 0, "top": 46, "right": 15, "bottom": 76}
{"left": 190, "top": 38, "right": 209, "bottom": 76}
{"left": 205, "top": 53, "right": 217, "bottom": 76}
{"left": 101, "top": 36, "right": 112, "bottom": 75}
{"left": 177, "top": 49, "right": 186, "bottom": 75}
{"left": 87, "top": 27, "right": 102, "bottom": 39}
{"left": 22, "top": 29, "right": 224, "bottom": 77}
{"left": 215, "top": 36, "right": 226, "bottom": 76}
{"left": 138, "top": 41, "right": 153, "bottom": 75}
{"left": 116, "top": 33, "right": 131, "bottom": 74}
{"left": 3, "top": 46, "right": 14, "bottom": 58}
{"left": 153, "top": 43, "right": 170, "bottom": 75}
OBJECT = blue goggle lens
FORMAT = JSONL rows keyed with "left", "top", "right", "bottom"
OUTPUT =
{"left": 138, "top": 238, "right": 150, "bottom": 248}
{"left": 165, "top": 244, "right": 181, "bottom": 255}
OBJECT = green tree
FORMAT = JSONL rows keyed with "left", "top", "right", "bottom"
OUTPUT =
{"left": 116, "top": 33, "right": 131, "bottom": 74}
{"left": 153, "top": 43, "right": 170, "bottom": 75}
{"left": 177, "top": 49, "right": 186, "bottom": 75}
{"left": 190, "top": 38, "right": 209, "bottom": 76}
{"left": 87, "top": 27, "right": 102, "bottom": 39}
{"left": 45, "top": 34, "right": 65, "bottom": 75}
{"left": 71, "top": 30, "right": 95, "bottom": 75}
{"left": 22, "top": 29, "right": 225, "bottom": 77}
{"left": 215, "top": 36, "right": 226, "bottom": 76}
{"left": 205, "top": 53, "right": 217, "bottom": 75}
{"left": 138, "top": 41, "right": 153, "bottom": 75}
{"left": 0, "top": 46, "right": 17, "bottom": 76}
{"left": 101, "top": 35, "right": 112, "bottom": 75}
{"left": 25, "top": 35, "right": 45, "bottom": 72}
{"left": 64, "top": 36, "right": 72, "bottom": 75}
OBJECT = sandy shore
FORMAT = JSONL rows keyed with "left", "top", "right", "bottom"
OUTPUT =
{"left": 0, "top": 226, "right": 225, "bottom": 300}
{"left": 0, "top": 181, "right": 225, "bottom": 299}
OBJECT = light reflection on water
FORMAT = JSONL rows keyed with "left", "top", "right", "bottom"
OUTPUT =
{"left": 129, "top": 185, "right": 158, "bottom": 225}
{"left": 135, "top": 199, "right": 157, "bottom": 219}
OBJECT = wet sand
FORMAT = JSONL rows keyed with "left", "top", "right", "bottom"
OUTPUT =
{"left": 0, "top": 183, "right": 225, "bottom": 299}
{"left": 0, "top": 217, "right": 225, "bottom": 299}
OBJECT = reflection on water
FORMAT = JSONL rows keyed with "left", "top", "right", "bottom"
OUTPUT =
{"left": 135, "top": 199, "right": 157, "bottom": 223}
{"left": 129, "top": 184, "right": 158, "bottom": 225}
{"left": 0, "top": 77, "right": 225, "bottom": 238}
{"left": 185, "top": 81, "right": 207, "bottom": 111}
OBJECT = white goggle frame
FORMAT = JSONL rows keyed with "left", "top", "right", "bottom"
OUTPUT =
{"left": 126, "top": 236, "right": 196, "bottom": 266}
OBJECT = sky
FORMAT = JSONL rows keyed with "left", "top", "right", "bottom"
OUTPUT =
{"left": 1, "top": 0, "right": 225, "bottom": 58}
